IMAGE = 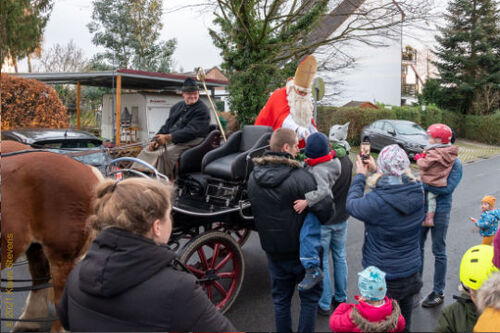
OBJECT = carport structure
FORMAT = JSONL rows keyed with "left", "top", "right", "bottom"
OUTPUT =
{"left": 17, "top": 69, "right": 228, "bottom": 145}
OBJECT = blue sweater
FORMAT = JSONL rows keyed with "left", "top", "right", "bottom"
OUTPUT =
{"left": 347, "top": 174, "right": 425, "bottom": 280}
{"left": 424, "top": 159, "right": 463, "bottom": 214}
{"left": 475, "top": 209, "right": 500, "bottom": 237}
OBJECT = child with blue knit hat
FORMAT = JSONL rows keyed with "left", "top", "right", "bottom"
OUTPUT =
{"left": 330, "top": 266, "right": 406, "bottom": 332}
{"left": 293, "top": 132, "right": 341, "bottom": 290}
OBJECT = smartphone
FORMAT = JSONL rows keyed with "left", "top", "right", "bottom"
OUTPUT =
{"left": 360, "top": 142, "right": 371, "bottom": 164}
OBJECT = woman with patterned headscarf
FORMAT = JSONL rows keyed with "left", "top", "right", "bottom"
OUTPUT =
{"left": 346, "top": 144, "right": 425, "bottom": 332}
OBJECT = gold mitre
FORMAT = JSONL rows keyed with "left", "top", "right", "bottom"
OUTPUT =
{"left": 294, "top": 55, "right": 317, "bottom": 90}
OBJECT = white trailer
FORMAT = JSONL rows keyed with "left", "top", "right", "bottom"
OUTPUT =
{"left": 101, "top": 92, "right": 217, "bottom": 142}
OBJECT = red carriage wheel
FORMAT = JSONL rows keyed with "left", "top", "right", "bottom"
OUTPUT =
{"left": 179, "top": 231, "right": 245, "bottom": 314}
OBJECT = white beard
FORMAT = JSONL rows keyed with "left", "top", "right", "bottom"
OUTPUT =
{"left": 286, "top": 80, "right": 313, "bottom": 128}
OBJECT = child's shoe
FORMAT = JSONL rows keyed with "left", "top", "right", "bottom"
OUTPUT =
{"left": 422, "top": 212, "right": 435, "bottom": 227}
{"left": 298, "top": 268, "right": 323, "bottom": 291}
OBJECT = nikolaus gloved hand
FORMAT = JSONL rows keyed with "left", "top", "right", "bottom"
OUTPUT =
{"left": 295, "top": 126, "right": 310, "bottom": 141}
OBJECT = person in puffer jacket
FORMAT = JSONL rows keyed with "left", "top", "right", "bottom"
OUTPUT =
{"left": 330, "top": 266, "right": 405, "bottom": 332}
{"left": 346, "top": 144, "right": 424, "bottom": 332}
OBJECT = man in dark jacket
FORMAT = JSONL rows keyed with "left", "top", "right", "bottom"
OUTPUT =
{"left": 58, "top": 227, "right": 234, "bottom": 332}
{"left": 248, "top": 128, "right": 322, "bottom": 333}
{"left": 318, "top": 123, "right": 353, "bottom": 316}
{"left": 135, "top": 77, "right": 210, "bottom": 178}
{"left": 419, "top": 125, "right": 463, "bottom": 308}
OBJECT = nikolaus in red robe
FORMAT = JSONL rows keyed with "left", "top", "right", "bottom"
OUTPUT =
{"left": 255, "top": 55, "right": 318, "bottom": 147}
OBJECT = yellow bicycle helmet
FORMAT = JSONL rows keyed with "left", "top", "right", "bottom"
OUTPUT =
{"left": 460, "top": 245, "right": 498, "bottom": 290}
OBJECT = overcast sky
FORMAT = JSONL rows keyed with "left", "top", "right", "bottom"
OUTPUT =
{"left": 13, "top": 0, "right": 449, "bottom": 106}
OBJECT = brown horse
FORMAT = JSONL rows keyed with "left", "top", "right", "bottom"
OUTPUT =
{"left": 1, "top": 140, "right": 103, "bottom": 332}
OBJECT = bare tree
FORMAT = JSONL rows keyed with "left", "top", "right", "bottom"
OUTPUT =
{"left": 168, "top": 0, "right": 439, "bottom": 122}
{"left": 35, "top": 40, "right": 87, "bottom": 72}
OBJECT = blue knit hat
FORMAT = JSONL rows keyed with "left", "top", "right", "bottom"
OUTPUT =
{"left": 358, "top": 266, "right": 387, "bottom": 301}
{"left": 305, "top": 132, "right": 329, "bottom": 159}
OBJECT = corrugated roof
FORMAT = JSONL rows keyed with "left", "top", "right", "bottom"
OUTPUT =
{"left": 13, "top": 68, "right": 228, "bottom": 90}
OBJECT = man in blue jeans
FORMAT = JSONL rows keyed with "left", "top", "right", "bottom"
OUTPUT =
{"left": 318, "top": 123, "right": 353, "bottom": 316}
{"left": 420, "top": 127, "right": 463, "bottom": 307}
{"left": 248, "top": 128, "right": 322, "bottom": 332}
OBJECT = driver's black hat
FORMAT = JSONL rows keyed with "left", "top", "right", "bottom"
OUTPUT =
{"left": 182, "top": 77, "right": 199, "bottom": 92}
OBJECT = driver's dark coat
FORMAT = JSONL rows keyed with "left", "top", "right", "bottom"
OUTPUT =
{"left": 157, "top": 99, "right": 210, "bottom": 144}
{"left": 248, "top": 152, "right": 317, "bottom": 261}
{"left": 58, "top": 227, "right": 235, "bottom": 332}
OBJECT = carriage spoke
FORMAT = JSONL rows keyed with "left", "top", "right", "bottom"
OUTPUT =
{"left": 217, "top": 271, "right": 236, "bottom": 279}
{"left": 214, "top": 252, "right": 233, "bottom": 271}
{"left": 206, "top": 284, "right": 213, "bottom": 301}
{"left": 210, "top": 243, "right": 221, "bottom": 268}
{"left": 213, "top": 281, "right": 228, "bottom": 298}
{"left": 197, "top": 247, "right": 209, "bottom": 270}
{"left": 186, "top": 265, "right": 205, "bottom": 277}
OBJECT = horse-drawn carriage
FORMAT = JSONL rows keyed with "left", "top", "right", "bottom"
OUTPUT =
{"left": 107, "top": 125, "right": 273, "bottom": 313}
{"left": 1, "top": 124, "right": 273, "bottom": 331}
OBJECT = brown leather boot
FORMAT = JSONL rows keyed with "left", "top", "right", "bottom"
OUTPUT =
{"left": 422, "top": 212, "right": 435, "bottom": 227}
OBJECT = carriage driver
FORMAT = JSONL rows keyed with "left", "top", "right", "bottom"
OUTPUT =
{"left": 134, "top": 77, "right": 211, "bottom": 178}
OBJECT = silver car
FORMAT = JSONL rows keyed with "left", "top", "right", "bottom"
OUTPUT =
{"left": 2, "top": 128, "right": 111, "bottom": 174}
{"left": 360, "top": 120, "right": 428, "bottom": 159}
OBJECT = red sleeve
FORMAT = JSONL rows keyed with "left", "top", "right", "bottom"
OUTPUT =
{"left": 329, "top": 303, "right": 358, "bottom": 332}
{"left": 255, "top": 87, "right": 290, "bottom": 130}
{"left": 395, "top": 314, "right": 406, "bottom": 332}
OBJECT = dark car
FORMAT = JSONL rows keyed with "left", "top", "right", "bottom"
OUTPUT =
{"left": 360, "top": 120, "right": 428, "bottom": 159}
{"left": 2, "top": 128, "right": 111, "bottom": 174}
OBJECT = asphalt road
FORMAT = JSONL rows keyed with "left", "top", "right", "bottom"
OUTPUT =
{"left": 2, "top": 155, "right": 499, "bottom": 332}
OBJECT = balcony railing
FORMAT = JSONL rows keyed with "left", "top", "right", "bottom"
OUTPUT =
{"left": 402, "top": 84, "right": 418, "bottom": 97}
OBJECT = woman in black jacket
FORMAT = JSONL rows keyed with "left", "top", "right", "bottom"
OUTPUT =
{"left": 58, "top": 178, "right": 235, "bottom": 332}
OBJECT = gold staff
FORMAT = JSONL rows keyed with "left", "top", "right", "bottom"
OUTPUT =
{"left": 196, "top": 67, "right": 227, "bottom": 142}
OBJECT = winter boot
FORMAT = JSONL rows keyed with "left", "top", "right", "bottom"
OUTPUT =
{"left": 298, "top": 268, "right": 323, "bottom": 291}
{"left": 422, "top": 212, "right": 435, "bottom": 227}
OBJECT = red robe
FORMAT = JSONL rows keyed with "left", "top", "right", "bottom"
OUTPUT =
{"left": 255, "top": 86, "right": 316, "bottom": 148}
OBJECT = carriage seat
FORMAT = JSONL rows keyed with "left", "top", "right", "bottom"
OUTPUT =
{"left": 177, "top": 125, "right": 221, "bottom": 175}
{"left": 202, "top": 125, "right": 272, "bottom": 180}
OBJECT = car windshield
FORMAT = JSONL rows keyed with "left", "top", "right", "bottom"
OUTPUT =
{"left": 34, "top": 139, "right": 102, "bottom": 149}
{"left": 395, "top": 123, "right": 425, "bottom": 135}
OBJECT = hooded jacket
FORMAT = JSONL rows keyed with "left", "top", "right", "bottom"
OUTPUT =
{"left": 248, "top": 151, "right": 317, "bottom": 261}
{"left": 423, "top": 158, "right": 462, "bottom": 213}
{"left": 157, "top": 99, "right": 210, "bottom": 144}
{"left": 58, "top": 227, "right": 235, "bottom": 332}
{"left": 434, "top": 293, "right": 478, "bottom": 333}
{"left": 417, "top": 144, "right": 458, "bottom": 187}
{"left": 304, "top": 157, "right": 341, "bottom": 224}
{"left": 329, "top": 296, "right": 405, "bottom": 332}
{"left": 346, "top": 174, "right": 425, "bottom": 280}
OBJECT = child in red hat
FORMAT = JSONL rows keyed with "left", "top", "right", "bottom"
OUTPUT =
{"left": 414, "top": 123, "right": 458, "bottom": 227}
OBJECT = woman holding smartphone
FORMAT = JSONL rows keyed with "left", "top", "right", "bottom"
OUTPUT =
{"left": 346, "top": 144, "right": 425, "bottom": 332}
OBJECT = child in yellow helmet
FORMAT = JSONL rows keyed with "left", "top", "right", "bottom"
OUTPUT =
{"left": 434, "top": 245, "right": 498, "bottom": 333}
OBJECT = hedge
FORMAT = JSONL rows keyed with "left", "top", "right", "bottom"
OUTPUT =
{"left": 1, "top": 74, "right": 69, "bottom": 130}
{"left": 317, "top": 105, "right": 500, "bottom": 146}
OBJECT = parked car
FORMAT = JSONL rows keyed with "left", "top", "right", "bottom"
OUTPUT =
{"left": 360, "top": 120, "right": 428, "bottom": 159}
{"left": 2, "top": 128, "right": 111, "bottom": 174}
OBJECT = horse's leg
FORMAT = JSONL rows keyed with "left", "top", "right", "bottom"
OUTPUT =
{"left": 44, "top": 249, "right": 77, "bottom": 333}
{"left": 13, "top": 243, "right": 51, "bottom": 332}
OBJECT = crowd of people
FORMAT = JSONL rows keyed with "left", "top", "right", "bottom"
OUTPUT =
{"left": 56, "top": 121, "right": 499, "bottom": 332}
{"left": 247, "top": 125, "right": 499, "bottom": 332}
{"left": 55, "top": 60, "right": 499, "bottom": 332}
